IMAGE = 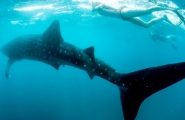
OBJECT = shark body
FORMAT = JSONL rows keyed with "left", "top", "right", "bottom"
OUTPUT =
{"left": 1, "top": 20, "right": 185, "bottom": 120}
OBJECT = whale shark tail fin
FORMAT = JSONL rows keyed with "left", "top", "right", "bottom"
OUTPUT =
{"left": 119, "top": 62, "right": 185, "bottom": 120}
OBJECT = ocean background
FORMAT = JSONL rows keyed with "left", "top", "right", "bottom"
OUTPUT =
{"left": 0, "top": 0, "right": 185, "bottom": 120}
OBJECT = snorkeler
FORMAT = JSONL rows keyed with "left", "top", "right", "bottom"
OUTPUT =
{"left": 149, "top": 31, "right": 178, "bottom": 50}
{"left": 92, "top": 2, "right": 180, "bottom": 28}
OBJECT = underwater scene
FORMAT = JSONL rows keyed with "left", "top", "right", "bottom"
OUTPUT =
{"left": 0, "top": 0, "right": 185, "bottom": 120}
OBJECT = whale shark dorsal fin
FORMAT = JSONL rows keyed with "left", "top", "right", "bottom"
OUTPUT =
{"left": 84, "top": 46, "right": 95, "bottom": 62}
{"left": 42, "top": 20, "right": 64, "bottom": 48}
{"left": 5, "top": 58, "right": 17, "bottom": 78}
{"left": 87, "top": 72, "right": 95, "bottom": 79}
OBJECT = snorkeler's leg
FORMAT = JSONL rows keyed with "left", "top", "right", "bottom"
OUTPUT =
{"left": 128, "top": 17, "right": 164, "bottom": 28}
{"left": 121, "top": 6, "right": 172, "bottom": 18}
{"left": 92, "top": 2, "right": 117, "bottom": 12}
{"left": 173, "top": 9, "right": 185, "bottom": 24}
{"left": 169, "top": 42, "right": 177, "bottom": 50}
{"left": 129, "top": 15, "right": 177, "bottom": 28}
{"left": 163, "top": 14, "right": 180, "bottom": 26}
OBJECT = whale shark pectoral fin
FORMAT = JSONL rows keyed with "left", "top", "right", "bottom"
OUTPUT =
{"left": 84, "top": 46, "right": 95, "bottom": 62}
{"left": 46, "top": 56, "right": 67, "bottom": 70}
{"left": 42, "top": 20, "right": 64, "bottom": 48}
{"left": 87, "top": 72, "right": 95, "bottom": 79}
{"left": 5, "top": 58, "right": 17, "bottom": 78}
{"left": 51, "top": 63, "right": 60, "bottom": 70}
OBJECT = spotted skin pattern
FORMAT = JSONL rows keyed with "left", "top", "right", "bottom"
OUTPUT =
{"left": 1, "top": 20, "right": 185, "bottom": 120}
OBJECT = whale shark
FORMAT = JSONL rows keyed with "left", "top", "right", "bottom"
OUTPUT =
{"left": 1, "top": 20, "right": 185, "bottom": 120}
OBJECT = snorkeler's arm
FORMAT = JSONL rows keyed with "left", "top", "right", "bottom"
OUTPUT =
{"left": 101, "top": 5, "right": 117, "bottom": 10}
{"left": 97, "top": 8, "right": 120, "bottom": 18}
{"left": 94, "top": 4, "right": 118, "bottom": 11}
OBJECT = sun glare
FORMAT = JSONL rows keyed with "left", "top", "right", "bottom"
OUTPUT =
{"left": 14, "top": 4, "right": 54, "bottom": 11}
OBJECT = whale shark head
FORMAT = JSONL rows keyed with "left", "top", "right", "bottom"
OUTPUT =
{"left": 1, "top": 20, "right": 63, "bottom": 59}
{"left": 1, "top": 34, "right": 43, "bottom": 60}
{"left": 1, "top": 42, "right": 10, "bottom": 56}
{"left": 1, "top": 36, "right": 23, "bottom": 57}
{"left": 1, "top": 20, "right": 64, "bottom": 77}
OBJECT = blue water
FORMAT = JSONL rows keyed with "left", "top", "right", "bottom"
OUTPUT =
{"left": 0, "top": 0, "right": 185, "bottom": 120}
